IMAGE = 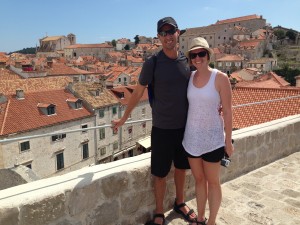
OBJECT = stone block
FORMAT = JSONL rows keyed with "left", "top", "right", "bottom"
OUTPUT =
{"left": 87, "top": 200, "right": 120, "bottom": 225}
{"left": 131, "top": 167, "right": 151, "bottom": 190}
{"left": 121, "top": 192, "right": 146, "bottom": 215}
{"left": 19, "top": 194, "right": 65, "bottom": 225}
{"left": 0, "top": 207, "right": 19, "bottom": 225}
{"left": 68, "top": 180, "right": 102, "bottom": 216}
{"left": 101, "top": 171, "right": 129, "bottom": 199}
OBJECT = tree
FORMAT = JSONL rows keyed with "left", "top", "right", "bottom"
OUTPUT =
{"left": 111, "top": 39, "right": 116, "bottom": 47}
{"left": 286, "top": 30, "right": 296, "bottom": 41}
{"left": 124, "top": 44, "right": 130, "bottom": 50}
{"left": 274, "top": 63, "right": 300, "bottom": 86}
{"left": 274, "top": 30, "right": 285, "bottom": 40}
{"left": 134, "top": 35, "right": 140, "bottom": 45}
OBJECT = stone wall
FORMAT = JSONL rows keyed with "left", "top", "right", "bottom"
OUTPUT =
{"left": 0, "top": 115, "right": 299, "bottom": 225}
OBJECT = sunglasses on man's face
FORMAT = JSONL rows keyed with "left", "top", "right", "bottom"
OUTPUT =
{"left": 158, "top": 28, "right": 177, "bottom": 37}
{"left": 190, "top": 51, "right": 207, "bottom": 59}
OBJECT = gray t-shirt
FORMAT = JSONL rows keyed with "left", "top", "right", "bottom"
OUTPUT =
{"left": 139, "top": 50, "right": 190, "bottom": 129}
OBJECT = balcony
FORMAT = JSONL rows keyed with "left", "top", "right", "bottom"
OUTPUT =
{"left": 0, "top": 115, "right": 299, "bottom": 225}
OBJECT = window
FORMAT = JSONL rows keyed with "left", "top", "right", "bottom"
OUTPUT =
{"left": 128, "top": 126, "right": 132, "bottom": 134}
{"left": 113, "top": 141, "right": 118, "bottom": 150}
{"left": 226, "top": 62, "right": 231, "bottom": 66}
{"left": 142, "top": 108, "right": 146, "bottom": 116}
{"left": 118, "top": 78, "right": 121, "bottom": 82}
{"left": 56, "top": 152, "right": 64, "bottom": 170}
{"left": 96, "top": 90, "right": 100, "bottom": 96}
{"left": 100, "top": 147, "right": 106, "bottom": 155}
{"left": 218, "top": 62, "right": 222, "bottom": 67}
{"left": 112, "top": 106, "right": 117, "bottom": 115}
{"left": 47, "top": 106, "right": 55, "bottom": 115}
{"left": 75, "top": 101, "right": 82, "bottom": 109}
{"left": 99, "top": 109, "right": 104, "bottom": 118}
{"left": 128, "top": 150, "right": 133, "bottom": 157}
{"left": 128, "top": 126, "right": 133, "bottom": 139}
{"left": 99, "top": 128, "right": 105, "bottom": 140}
{"left": 81, "top": 124, "right": 88, "bottom": 133}
{"left": 142, "top": 122, "right": 146, "bottom": 134}
{"left": 82, "top": 143, "right": 89, "bottom": 159}
{"left": 20, "top": 141, "right": 30, "bottom": 152}
{"left": 124, "top": 77, "right": 127, "bottom": 82}
{"left": 52, "top": 133, "right": 66, "bottom": 141}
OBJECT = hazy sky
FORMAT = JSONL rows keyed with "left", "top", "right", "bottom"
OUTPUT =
{"left": 1, "top": 0, "right": 299, "bottom": 53}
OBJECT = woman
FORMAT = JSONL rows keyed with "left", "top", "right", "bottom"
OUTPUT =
{"left": 182, "top": 37, "right": 234, "bottom": 225}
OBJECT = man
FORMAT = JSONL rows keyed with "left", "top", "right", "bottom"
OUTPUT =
{"left": 112, "top": 17, "right": 196, "bottom": 225}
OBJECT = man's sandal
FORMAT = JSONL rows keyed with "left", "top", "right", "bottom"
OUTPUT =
{"left": 173, "top": 199, "right": 197, "bottom": 222}
{"left": 144, "top": 213, "right": 165, "bottom": 225}
{"left": 190, "top": 218, "right": 207, "bottom": 225}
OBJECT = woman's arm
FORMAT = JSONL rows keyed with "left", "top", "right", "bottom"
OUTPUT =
{"left": 216, "top": 72, "right": 234, "bottom": 156}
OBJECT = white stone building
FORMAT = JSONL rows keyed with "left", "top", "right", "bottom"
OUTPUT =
{"left": 0, "top": 89, "right": 95, "bottom": 178}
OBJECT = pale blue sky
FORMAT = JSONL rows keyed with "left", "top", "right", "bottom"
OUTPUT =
{"left": 0, "top": 0, "right": 299, "bottom": 53}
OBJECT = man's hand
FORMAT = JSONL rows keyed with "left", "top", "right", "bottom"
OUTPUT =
{"left": 111, "top": 118, "right": 126, "bottom": 133}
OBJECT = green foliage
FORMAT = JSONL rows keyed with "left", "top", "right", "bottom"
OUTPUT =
{"left": 134, "top": 35, "right": 140, "bottom": 45}
{"left": 10, "top": 47, "right": 36, "bottom": 54}
{"left": 209, "top": 62, "right": 215, "bottom": 68}
{"left": 274, "top": 30, "right": 286, "bottom": 40}
{"left": 124, "top": 44, "right": 130, "bottom": 50}
{"left": 286, "top": 30, "right": 296, "bottom": 41}
{"left": 111, "top": 39, "right": 116, "bottom": 47}
{"left": 274, "top": 63, "right": 300, "bottom": 86}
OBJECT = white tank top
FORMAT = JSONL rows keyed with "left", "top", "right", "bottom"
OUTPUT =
{"left": 182, "top": 69, "right": 224, "bottom": 156}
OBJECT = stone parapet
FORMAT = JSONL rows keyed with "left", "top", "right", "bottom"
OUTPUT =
{"left": 0, "top": 115, "right": 299, "bottom": 225}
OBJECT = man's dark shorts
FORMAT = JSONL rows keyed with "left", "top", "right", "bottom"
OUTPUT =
{"left": 151, "top": 126, "right": 190, "bottom": 178}
{"left": 185, "top": 146, "right": 225, "bottom": 162}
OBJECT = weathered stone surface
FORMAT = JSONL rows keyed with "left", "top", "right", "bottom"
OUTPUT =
{"left": 0, "top": 207, "right": 19, "bottom": 225}
{"left": 19, "top": 194, "right": 65, "bottom": 225}
{"left": 131, "top": 167, "right": 151, "bottom": 189}
{"left": 53, "top": 218, "right": 82, "bottom": 225}
{"left": 101, "top": 171, "right": 129, "bottom": 198}
{"left": 121, "top": 192, "right": 145, "bottom": 215}
{"left": 87, "top": 200, "right": 120, "bottom": 225}
{"left": 68, "top": 179, "right": 102, "bottom": 216}
{"left": 281, "top": 189, "right": 300, "bottom": 198}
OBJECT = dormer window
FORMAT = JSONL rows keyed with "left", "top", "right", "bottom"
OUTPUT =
{"left": 66, "top": 98, "right": 83, "bottom": 109}
{"left": 47, "top": 106, "right": 55, "bottom": 115}
{"left": 37, "top": 103, "right": 56, "bottom": 116}
{"left": 75, "top": 101, "right": 82, "bottom": 109}
{"left": 120, "top": 92, "right": 124, "bottom": 99}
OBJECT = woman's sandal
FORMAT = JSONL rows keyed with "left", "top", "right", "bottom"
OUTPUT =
{"left": 145, "top": 213, "right": 165, "bottom": 225}
{"left": 173, "top": 199, "right": 197, "bottom": 222}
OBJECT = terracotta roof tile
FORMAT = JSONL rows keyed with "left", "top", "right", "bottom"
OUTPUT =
{"left": 0, "top": 76, "right": 72, "bottom": 95}
{"left": 232, "top": 87, "right": 300, "bottom": 129}
{"left": 216, "top": 14, "right": 262, "bottom": 25}
{"left": 71, "top": 82, "right": 119, "bottom": 109}
{"left": 0, "top": 89, "right": 93, "bottom": 136}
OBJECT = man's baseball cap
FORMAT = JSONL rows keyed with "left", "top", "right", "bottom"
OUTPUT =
{"left": 157, "top": 17, "right": 178, "bottom": 32}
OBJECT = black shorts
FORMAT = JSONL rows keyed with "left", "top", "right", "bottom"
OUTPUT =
{"left": 151, "top": 126, "right": 190, "bottom": 178}
{"left": 185, "top": 146, "right": 225, "bottom": 163}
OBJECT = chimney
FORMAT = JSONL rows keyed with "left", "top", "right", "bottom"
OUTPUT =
{"left": 0, "top": 93, "right": 7, "bottom": 104}
{"left": 16, "top": 89, "right": 25, "bottom": 100}
{"left": 47, "top": 57, "right": 53, "bottom": 68}
{"left": 296, "top": 75, "right": 300, "bottom": 87}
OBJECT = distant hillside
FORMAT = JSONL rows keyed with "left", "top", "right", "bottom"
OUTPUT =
{"left": 10, "top": 47, "right": 36, "bottom": 54}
